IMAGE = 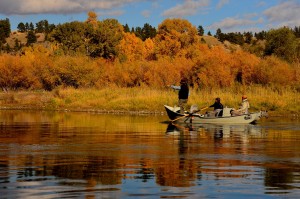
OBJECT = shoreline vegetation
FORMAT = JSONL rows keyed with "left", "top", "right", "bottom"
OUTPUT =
{"left": 1, "top": 15, "right": 299, "bottom": 117}
{"left": 0, "top": 87, "right": 299, "bottom": 117}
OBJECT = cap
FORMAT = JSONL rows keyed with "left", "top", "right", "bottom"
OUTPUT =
{"left": 180, "top": 78, "right": 188, "bottom": 84}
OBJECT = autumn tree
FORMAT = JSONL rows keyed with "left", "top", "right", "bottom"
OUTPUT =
{"left": 117, "top": 32, "right": 146, "bottom": 62}
{"left": 86, "top": 11, "right": 98, "bottom": 28}
{"left": 0, "top": 54, "right": 36, "bottom": 90}
{"left": 155, "top": 18, "right": 198, "bottom": 57}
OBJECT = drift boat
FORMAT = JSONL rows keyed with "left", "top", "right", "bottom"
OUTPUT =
{"left": 164, "top": 105, "right": 264, "bottom": 124}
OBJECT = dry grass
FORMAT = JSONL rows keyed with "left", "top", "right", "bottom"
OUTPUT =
{"left": 5, "top": 31, "right": 45, "bottom": 47}
{"left": 0, "top": 86, "right": 299, "bottom": 116}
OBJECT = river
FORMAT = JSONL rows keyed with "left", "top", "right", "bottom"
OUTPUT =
{"left": 0, "top": 110, "right": 300, "bottom": 198}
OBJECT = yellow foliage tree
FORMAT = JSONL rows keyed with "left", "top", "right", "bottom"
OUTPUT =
{"left": 155, "top": 18, "right": 199, "bottom": 57}
{"left": 117, "top": 32, "right": 146, "bottom": 62}
{"left": 86, "top": 11, "right": 98, "bottom": 28}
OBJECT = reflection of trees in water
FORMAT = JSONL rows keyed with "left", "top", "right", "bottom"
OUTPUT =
{"left": 14, "top": 155, "right": 122, "bottom": 186}
{"left": 50, "top": 156, "right": 122, "bottom": 185}
{"left": 1, "top": 111, "right": 300, "bottom": 193}
{"left": 264, "top": 166, "right": 299, "bottom": 190}
{"left": 155, "top": 125, "right": 200, "bottom": 187}
{"left": 164, "top": 123, "right": 267, "bottom": 186}
{"left": 135, "top": 159, "right": 154, "bottom": 182}
{"left": 155, "top": 158, "right": 198, "bottom": 187}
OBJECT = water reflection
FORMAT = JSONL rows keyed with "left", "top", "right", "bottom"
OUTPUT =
{"left": 0, "top": 110, "right": 300, "bottom": 198}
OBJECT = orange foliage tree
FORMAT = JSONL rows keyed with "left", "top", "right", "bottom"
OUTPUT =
{"left": 155, "top": 18, "right": 199, "bottom": 58}
{"left": 117, "top": 32, "right": 146, "bottom": 62}
{"left": 0, "top": 54, "right": 36, "bottom": 90}
{"left": 252, "top": 56, "right": 296, "bottom": 87}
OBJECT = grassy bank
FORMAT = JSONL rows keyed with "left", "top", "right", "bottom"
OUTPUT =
{"left": 0, "top": 86, "right": 299, "bottom": 116}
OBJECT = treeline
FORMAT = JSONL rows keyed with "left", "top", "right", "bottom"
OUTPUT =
{"left": 17, "top": 20, "right": 56, "bottom": 34}
{"left": 0, "top": 12, "right": 299, "bottom": 92}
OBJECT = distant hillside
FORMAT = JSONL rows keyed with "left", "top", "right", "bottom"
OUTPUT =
{"left": 4, "top": 31, "right": 243, "bottom": 53}
{"left": 201, "top": 35, "right": 242, "bottom": 51}
{"left": 5, "top": 31, "right": 45, "bottom": 47}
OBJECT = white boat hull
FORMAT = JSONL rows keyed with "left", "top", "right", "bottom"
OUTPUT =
{"left": 164, "top": 105, "right": 262, "bottom": 124}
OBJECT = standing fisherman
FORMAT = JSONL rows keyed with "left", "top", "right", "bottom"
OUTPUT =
{"left": 171, "top": 78, "right": 189, "bottom": 114}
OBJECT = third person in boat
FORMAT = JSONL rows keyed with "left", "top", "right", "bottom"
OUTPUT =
{"left": 231, "top": 95, "right": 250, "bottom": 116}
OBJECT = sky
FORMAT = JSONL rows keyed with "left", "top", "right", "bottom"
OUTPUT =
{"left": 0, "top": 0, "right": 299, "bottom": 33}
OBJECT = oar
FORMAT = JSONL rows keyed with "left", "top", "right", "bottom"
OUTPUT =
{"left": 171, "top": 106, "right": 208, "bottom": 122}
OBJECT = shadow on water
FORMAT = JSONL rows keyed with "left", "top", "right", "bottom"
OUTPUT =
{"left": 0, "top": 110, "right": 300, "bottom": 198}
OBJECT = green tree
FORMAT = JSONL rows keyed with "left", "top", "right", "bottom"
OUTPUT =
{"left": 293, "top": 26, "right": 300, "bottom": 38}
{"left": 244, "top": 32, "right": 253, "bottom": 44}
{"left": 265, "top": 27, "right": 299, "bottom": 62}
{"left": 17, "top": 22, "right": 26, "bottom": 32}
{"left": 51, "top": 21, "right": 92, "bottom": 54}
{"left": 0, "top": 18, "right": 11, "bottom": 43}
{"left": 225, "top": 32, "right": 244, "bottom": 45}
{"left": 29, "top": 22, "right": 35, "bottom": 31}
{"left": 215, "top": 28, "right": 225, "bottom": 41}
{"left": 207, "top": 31, "right": 212, "bottom": 36}
{"left": 123, "top": 24, "right": 130, "bottom": 33}
{"left": 134, "top": 26, "right": 143, "bottom": 40}
{"left": 141, "top": 23, "right": 156, "bottom": 41}
{"left": 88, "top": 19, "right": 124, "bottom": 58}
{"left": 123, "top": 24, "right": 130, "bottom": 32}
{"left": 36, "top": 20, "right": 45, "bottom": 33}
{"left": 25, "top": 22, "right": 29, "bottom": 32}
{"left": 14, "top": 38, "right": 21, "bottom": 50}
{"left": 27, "top": 30, "right": 37, "bottom": 46}
{"left": 197, "top": 25, "right": 204, "bottom": 36}
{"left": 255, "top": 31, "right": 266, "bottom": 40}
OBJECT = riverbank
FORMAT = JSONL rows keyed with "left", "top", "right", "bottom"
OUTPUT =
{"left": 0, "top": 86, "right": 299, "bottom": 116}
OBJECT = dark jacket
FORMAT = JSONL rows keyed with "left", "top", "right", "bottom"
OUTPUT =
{"left": 210, "top": 102, "right": 223, "bottom": 110}
{"left": 179, "top": 83, "right": 189, "bottom": 99}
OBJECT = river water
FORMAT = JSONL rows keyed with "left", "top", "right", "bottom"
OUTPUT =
{"left": 0, "top": 110, "right": 299, "bottom": 198}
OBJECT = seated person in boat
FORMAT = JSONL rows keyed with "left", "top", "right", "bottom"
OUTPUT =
{"left": 231, "top": 95, "right": 250, "bottom": 116}
{"left": 207, "top": 97, "right": 223, "bottom": 117}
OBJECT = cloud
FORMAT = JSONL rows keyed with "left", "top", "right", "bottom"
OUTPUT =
{"left": 0, "top": 0, "right": 144, "bottom": 15}
{"left": 97, "top": 10, "right": 125, "bottom": 17}
{"left": 216, "top": 0, "right": 229, "bottom": 10}
{"left": 162, "top": 0, "right": 210, "bottom": 17}
{"left": 142, "top": 10, "right": 151, "bottom": 18}
{"left": 208, "top": 17, "right": 263, "bottom": 32}
{"left": 256, "top": 1, "right": 266, "bottom": 7}
{"left": 263, "top": 0, "right": 300, "bottom": 26}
